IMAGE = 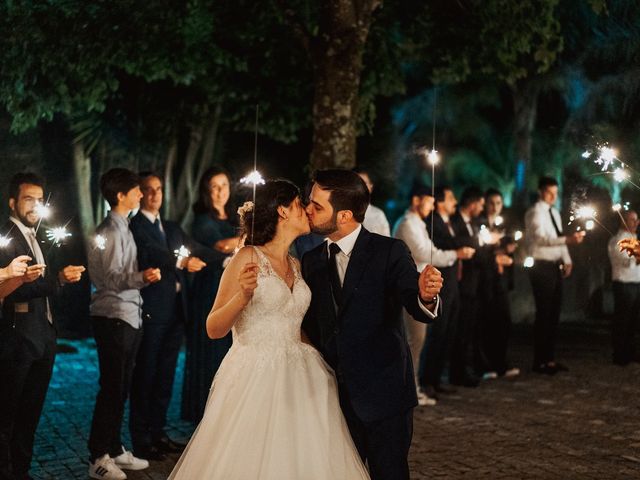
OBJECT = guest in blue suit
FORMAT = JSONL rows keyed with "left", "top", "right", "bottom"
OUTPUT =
{"left": 128, "top": 172, "right": 225, "bottom": 460}
{"left": 182, "top": 167, "right": 241, "bottom": 422}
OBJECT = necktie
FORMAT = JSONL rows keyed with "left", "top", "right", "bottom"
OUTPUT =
{"left": 328, "top": 243, "right": 343, "bottom": 307}
{"left": 549, "top": 208, "right": 562, "bottom": 237}
{"left": 27, "top": 229, "right": 52, "bottom": 324}
{"left": 154, "top": 218, "right": 166, "bottom": 237}
{"left": 444, "top": 220, "right": 455, "bottom": 237}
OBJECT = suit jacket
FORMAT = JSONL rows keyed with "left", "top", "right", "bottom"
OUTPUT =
{"left": 301, "top": 227, "right": 434, "bottom": 423}
{"left": 450, "top": 212, "right": 485, "bottom": 296}
{"left": 0, "top": 220, "right": 59, "bottom": 359}
{"left": 129, "top": 213, "right": 226, "bottom": 324}
{"left": 426, "top": 212, "right": 462, "bottom": 287}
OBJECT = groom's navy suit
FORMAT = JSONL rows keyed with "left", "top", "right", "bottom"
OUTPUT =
{"left": 302, "top": 227, "right": 437, "bottom": 480}
{"left": 128, "top": 212, "right": 224, "bottom": 451}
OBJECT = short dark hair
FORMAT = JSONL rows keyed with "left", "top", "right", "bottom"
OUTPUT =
{"left": 240, "top": 180, "right": 300, "bottom": 246}
{"left": 352, "top": 166, "right": 373, "bottom": 181}
{"left": 9, "top": 172, "right": 45, "bottom": 201}
{"left": 460, "top": 186, "right": 484, "bottom": 208}
{"left": 312, "top": 169, "right": 369, "bottom": 223}
{"left": 100, "top": 168, "right": 141, "bottom": 207}
{"left": 485, "top": 188, "right": 503, "bottom": 200}
{"left": 538, "top": 176, "right": 558, "bottom": 191}
{"left": 138, "top": 171, "right": 163, "bottom": 183}
{"left": 409, "top": 183, "right": 433, "bottom": 201}
{"left": 434, "top": 185, "right": 452, "bottom": 204}
{"left": 192, "top": 166, "right": 232, "bottom": 217}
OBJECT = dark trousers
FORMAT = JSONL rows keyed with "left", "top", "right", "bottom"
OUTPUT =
{"left": 338, "top": 385, "right": 412, "bottom": 480}
{"left": 88, "top": 317, "right": 143, "bottom": 461}
{"left": 419, "top": 275, "right": 460, "bottom": 388}
{"left": 0, "top": 325, "right": 55, "bottom": 479}
{"left": 449, "top": 293, "right": 478, "bottom": 382}
{"left": 529, "top": 261, "right": 563, "bottom": 366}
{"left": 129, "top": 302, "right": 184, "bottom": 450}
{"left": 612, "top": 281, "right": 640, "bottom": 364}
{"left": 478, "top": 290, "right": 512, "bottom": 375}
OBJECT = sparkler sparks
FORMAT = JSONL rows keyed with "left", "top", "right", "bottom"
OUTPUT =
{"left": 174, "top": 245, "right": 191, "bottom": 262}
{"left": 613, "top": 168, "right": 629, "bottom": 183}
{"left": 427, "top": 149, "right": 440, "bottom": 166}
{"left": 494, "top": 216, "right": 504, "bottom": 227}
{"left": 0, "top": 235, "right": 11, "bottom": 248}
{"left": 46, "top": 227, "right": 71, "bottom": 246}
{"left": 514, "top": 230, "right": 523, "bottom": 242}
{"left": 523, "top": 256, "right": 535, "bottom": 268}
{"left": 95, "top": 235, "right": 107, "bottom": 251}
{"left": 240, "top": 170, "right": 265, "bottom": 186}
{"left": 34, "top": 201, "right": 51, "bottom": 219}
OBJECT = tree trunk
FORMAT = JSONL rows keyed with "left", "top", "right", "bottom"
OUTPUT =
{"left": 309, "top": 0, "right": 380, "bottom": 170}
{"left": 71, "top": 142, "right": 95, "bottom": 241}
{"left": 163, "top": 136, "right": 178, "bottom": 220}
{"left": 511, "top": 80, "right": 541, "bottom": 208}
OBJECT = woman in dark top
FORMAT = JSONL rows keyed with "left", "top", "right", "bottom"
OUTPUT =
{"left": 182, "top": 167, "right": 241, "bottom": 422}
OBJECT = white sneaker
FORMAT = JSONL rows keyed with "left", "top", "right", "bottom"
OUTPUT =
{"left": 417, "top": 388, "right": 437, "bottom": 407}
{"left": 504, "top": 367, "right": 520, "bottom": 378}
{"left": 89, "top": 454, "right": 127, "bottom": 480}
{"left": 113, "top": 447, "right": 149, "bottom": 471}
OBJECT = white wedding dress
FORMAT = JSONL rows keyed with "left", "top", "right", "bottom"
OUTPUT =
{"left": 168, "top": 247, "right": 369, "bottom": 480}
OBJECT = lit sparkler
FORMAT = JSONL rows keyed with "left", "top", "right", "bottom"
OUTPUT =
{"left": 523, "top": 257, "right": 535, "bottom": 268}
{"left": 174, "top": 245, "right": 190, "bottom": 264}
{"left": 46, "top": 227, "right": 71, "bottom": 247}
{"left": 427, "top": 149, "right": 440, "bottom": 166}
{"left": 613, "top": 203, "right": 631, "bottom": 231}
{"left": 514, "top": 230, "right": 523, "bottom": 242}
{"left": 0, "top": 235, "right": 11, "bottom": 248}
{"left": 95, "top": 234, "right": 107, "bottom": 251}
{"left": 494, "top": 216, "right": 504, "bottom": 227}
{"left": 613, "top": 168, "right": 629, "bottom": 183}
{"left": 479, "top": 225, "right": 492, "bottom": 245}
{"left": 240, "top": 170, "right": 265, "bottom": 187}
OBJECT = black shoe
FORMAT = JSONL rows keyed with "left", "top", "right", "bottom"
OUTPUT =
{"left": 134, "top": 445, "right": 167, "bottom": 461}
{"left": 153, "top": 435, "right": 186, "bottom": 454}
{"left": 450, "top": 374, "right": 480, "bottom": 388}
{"left": 434, "top": 384, "right": 458, "bottom": 394}
{"left": 532, "top": 363, "right": 558, "bottom": 375}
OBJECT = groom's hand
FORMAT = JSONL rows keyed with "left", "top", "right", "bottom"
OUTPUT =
{"left": 419, "top": 265, "right": 443, "bottom": 303}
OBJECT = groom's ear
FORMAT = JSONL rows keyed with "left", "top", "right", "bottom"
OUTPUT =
{"left": 337, "top": 210, "right": 354, "bottom": 224}
{"left": 8, "top": 198, "right": 15, "bottom": 212}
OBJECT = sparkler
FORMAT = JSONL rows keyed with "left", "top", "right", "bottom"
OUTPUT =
{"left": 0, "top": 235, "right": 11, "bottom": 248}
{"left": 46, "top": 227, "right": 71, "bottom": 247}
{"left": 174, "top": 245, "right": 191, "bottom": 265}
{"left": 95, "top": 234, "right": 107, "bottom": 251}
{"left": 494, "top": 215, "right": 504, "bottom": 227}
{"left": 478, "top": 225, "right": 492, "bottom": 245}
{"left": 569, "top": 204, "right": 613, "bottom": 235}
{"left": 613, "top": 203, "right": 631, "bottom": 231}
{"left": 514, "top": 230, "right": 523, "bottom": 242}
{"left": 523, "top": 256, "right": 535, "bottom": 268}
{"left": 34, "top": 192, "right": 52, "bottom": 234}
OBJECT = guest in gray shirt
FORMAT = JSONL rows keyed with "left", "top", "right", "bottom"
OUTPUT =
{"left": 87, "top": 168, "right": 161, "bottom": 480}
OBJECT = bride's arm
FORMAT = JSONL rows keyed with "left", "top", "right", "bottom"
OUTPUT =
{"left": 206, "top": 247, "right": 258, "bottom": 339}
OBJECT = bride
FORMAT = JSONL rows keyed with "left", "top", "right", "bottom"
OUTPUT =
{"left": 168, "top": 180, "right": 369, "bottom": 479}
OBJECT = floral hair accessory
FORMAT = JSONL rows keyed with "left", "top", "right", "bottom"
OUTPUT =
{"left": 237, "top": 201, "right": 254, "bottom": 218}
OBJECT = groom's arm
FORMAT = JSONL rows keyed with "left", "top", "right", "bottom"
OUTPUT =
{"left": 388, "top": 239, "right": 438, "bottom": 324}
{"left": 300, "top": 252, "right": 322, "bottom": 348}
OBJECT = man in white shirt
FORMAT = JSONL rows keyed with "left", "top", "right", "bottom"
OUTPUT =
{"left": 524, "top": 176, "right": 584, "bottom": 375}
{"left": 393, "top": 184, "right": 474, "bottom": 405}
{"left": 354, "top": 168, "right": 391, "bottom": 236}
{"left": 607, "top": 209, "right": 640, "bottom": 366}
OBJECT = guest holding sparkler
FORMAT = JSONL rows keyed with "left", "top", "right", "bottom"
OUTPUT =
{"left": 128, "top": 172, "right": 224, "bottom": 460}
{"left": 0, "top": 172, "right": 85, "bottom": 480}
{"left": 524, "top": 177, "right": 585, "bottom": 375}
{"left": 393, "top": 183, "right": 474, "bottom": 406}
{"left": 608, "top": 209, "right": 640, "bottom": 366}
{"left": 87, "top": 168, "right": 162, "bottom": 480}
{"left": 182, "top": 167, "right": 241, "bottom": 423}
{"left": 475, "top": 189, "right": 519, "bottom": 379}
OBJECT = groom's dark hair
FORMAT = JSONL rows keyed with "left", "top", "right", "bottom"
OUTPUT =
{"left": 312, "top": 169, "right": 369, "bottom": 223}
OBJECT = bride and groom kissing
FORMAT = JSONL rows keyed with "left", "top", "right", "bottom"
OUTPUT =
{"left": 169, "top": 169, "right": 443, "bottom": 480}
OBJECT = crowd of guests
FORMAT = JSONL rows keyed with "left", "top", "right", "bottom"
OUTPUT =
{"left": 0, "top": 167, "right": 638, "bottom": 480}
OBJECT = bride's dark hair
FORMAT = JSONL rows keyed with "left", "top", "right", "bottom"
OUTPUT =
{"left": 240, "top": 180, "right": 300, "bottom": 246}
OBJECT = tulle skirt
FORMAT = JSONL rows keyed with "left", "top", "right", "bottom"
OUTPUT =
{"left": 168, "top": 342, "right": 370, "bottom": 479}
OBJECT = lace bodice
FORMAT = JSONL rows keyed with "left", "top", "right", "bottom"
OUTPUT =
{"left": 232, "top": 247, "right": 311, "bottom": 348}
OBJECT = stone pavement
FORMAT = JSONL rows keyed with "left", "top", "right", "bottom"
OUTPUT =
{"left": 30, "top": 323, "right": 640, "bottom": 479}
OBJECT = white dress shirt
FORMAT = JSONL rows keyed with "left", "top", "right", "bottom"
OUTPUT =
{"left": 608, "top": 229, "right": 640, "bottom": 283}
{"left": 392, "top": 210, "right": 457, "bottom": 270}
{"left": 10, "top": 217, "right": 52, "bottom": 322}
{"left": 524, "top": 200, "right": 571, "bottom": 264}
{"left": 362, "top": 204, "right": 390, "bottom": 237}
{"left": 326, "top": 224, "right": 439, "bottom": 318}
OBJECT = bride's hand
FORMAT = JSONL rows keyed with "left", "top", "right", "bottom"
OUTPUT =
{"left": 238, "top": 263, "right": 259, "bottom": 302}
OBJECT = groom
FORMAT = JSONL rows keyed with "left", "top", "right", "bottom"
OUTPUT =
{"left": 302, "top": 169, "right": 443, "bottom": 480}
